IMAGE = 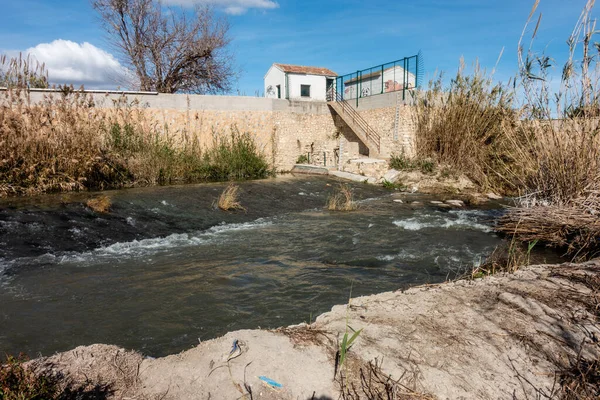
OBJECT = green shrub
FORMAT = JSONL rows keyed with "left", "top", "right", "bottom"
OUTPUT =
{"left": 199, "top": 128, "right": 271, "bottom": 182}
{"left": 389, "top": 154, "right": 436, "bottom": 175}
{"left": 296, "top": 154, "right": 309, "bottom": 164}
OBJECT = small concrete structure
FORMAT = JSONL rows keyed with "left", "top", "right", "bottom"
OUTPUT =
{"left": 264, "top": 64, "right": 337, "bottom": 101}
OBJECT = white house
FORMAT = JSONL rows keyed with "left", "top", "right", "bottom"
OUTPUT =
{"left": 341, "top": 65, "right": 416, "bottom": 100}
{"left": 264, "top": 63, "right": 337, "bottom": 101}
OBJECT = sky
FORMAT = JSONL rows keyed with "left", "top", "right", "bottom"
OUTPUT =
{"left": 0, "top": 0, "right": 595, "bottom": 94}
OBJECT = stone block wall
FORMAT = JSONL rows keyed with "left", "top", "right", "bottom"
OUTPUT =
{"left": 1, "top": 88, "right": 416, "bottom": 172}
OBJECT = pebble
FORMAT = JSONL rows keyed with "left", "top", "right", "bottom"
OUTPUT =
{"left": 446, "top": 200, "right": 465, "bottom": 207}
{"left": 486, "top": 192, "right": 502, "bottom": 200}
{"left": 393, "top": 199, "right": 403, "bottom": 203}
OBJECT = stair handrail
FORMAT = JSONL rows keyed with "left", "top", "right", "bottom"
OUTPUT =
{"left": 332, "top": 92, "right": 381, "bottom": 153}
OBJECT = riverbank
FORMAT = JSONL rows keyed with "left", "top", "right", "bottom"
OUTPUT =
{"left": 26, "top": 260, "right": 600, "bottom": 399}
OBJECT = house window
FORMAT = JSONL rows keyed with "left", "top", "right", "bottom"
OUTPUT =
{"left": 300, "top": 84, "right": 311, "bottom": 98}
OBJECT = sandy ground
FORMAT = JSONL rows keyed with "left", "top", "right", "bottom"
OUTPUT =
{"left": 31, "top": 260, "right": 600, "bottom": 399}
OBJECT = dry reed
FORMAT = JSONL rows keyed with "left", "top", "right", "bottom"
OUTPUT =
{"left": 0, "top": 60, "right": 270, "bottom": 198}
{"left": 217, "top": 184, "right": 245, "bottom": 211}
{"left": 413, "top": 60, "right": 514, "bottom": 191}
{"left": 327, "top": 184, "right": 357, "bottom": 211}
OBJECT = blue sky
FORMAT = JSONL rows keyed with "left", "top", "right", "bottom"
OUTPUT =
{"left": 0, "top": 0, "right": 594, "bottom": 93}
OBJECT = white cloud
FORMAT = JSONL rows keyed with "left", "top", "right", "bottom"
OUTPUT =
{"left": 162, "top": 0, "right": 279, "bottom": 14}
{"left": 24, "top": 40, "right": 130, "bottom": 89}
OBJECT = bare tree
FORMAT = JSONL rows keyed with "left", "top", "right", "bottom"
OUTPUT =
{"left": 91, "top": 0, "right": 235, "bottom": 93}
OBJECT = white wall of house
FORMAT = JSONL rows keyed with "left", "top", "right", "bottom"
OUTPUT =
{"left": 287, "top": 74, "right": 329, "bottom": 101}
{"left": 264, "top": 66, "right": 287, "bottom": 99}
{"left": 264, "top": 65, "right": 335, "bottom": 101}
{"left": 343, "top": 66, "right": 416, "bottom": 100}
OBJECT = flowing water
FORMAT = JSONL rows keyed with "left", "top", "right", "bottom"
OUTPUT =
{"left": 0, "top": 175, "right": 558, "bottom": 358}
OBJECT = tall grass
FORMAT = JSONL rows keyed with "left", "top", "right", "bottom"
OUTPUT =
{"left": 414, "top": 60, "right": 515, "bottom": 190}
{"left": 414, "top": 0, "right": 600, "bottom": 257}
{"left": 0, "top": 53, "right": 48, "bottom": 89}
{"left": 0, "top": 70, "right": 271, "bottom": 197}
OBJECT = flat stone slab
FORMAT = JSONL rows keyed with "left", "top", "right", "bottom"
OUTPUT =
{"left": 329, "top": 170, "right": 376, "bottom": 184}
{"left": 290, "top": 164, "right": 329, "bottom": 175}
{"left": 348, "top": 158, "right": 387, "bottom": 164}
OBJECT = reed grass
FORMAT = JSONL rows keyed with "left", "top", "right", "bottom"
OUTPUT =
{"left": 413, "top": 60, "right": 514, "bottom": 191}
{"left": 217, "top": 184, "right": 245, "bottom": 211}
{"left": 327, "top": 184, "right": 357, "bottom": 211}
{"left": 414, "top": 0, "right": 600, "bottom": 258}
{"left": 0, "top": 70, "right": 271, "bottom": 197}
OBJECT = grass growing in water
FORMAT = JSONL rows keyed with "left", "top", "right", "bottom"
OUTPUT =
{"left": 327, "top": 184, "right": 357, "bottom": 211}
{"left": 217, "top": 184, "right": 246, "bottom": 211}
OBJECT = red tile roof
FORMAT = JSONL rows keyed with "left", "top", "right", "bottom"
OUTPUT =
{"left": 274, "top": 63, "right": 337, "bottom": 77}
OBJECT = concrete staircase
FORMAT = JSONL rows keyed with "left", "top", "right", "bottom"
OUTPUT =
{"left": 328, "top": 97, "right": 381, "bottom": 158}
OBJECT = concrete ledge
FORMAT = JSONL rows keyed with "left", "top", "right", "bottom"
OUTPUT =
{"left": 290, "top": 164, "right": 329, "bottom": 175}
{"left": 330, "top": 170, "right": 377, "bottom": 184}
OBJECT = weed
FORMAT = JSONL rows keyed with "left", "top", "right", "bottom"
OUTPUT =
{"left": 296, "top": 154, "right": 309, "bottom": 164}
{"left": 389, "top": 154, "right": 436, "bottom": 175}
{"left": 327, "top": 184, "right": 357, "bottom": 211}
{"left": 217, "top": 184, "right": 246, "bottom": 211}
{"left": 336, "top": 282, "right": 363, "bottom": 377}
{"left": 467, "top": 237, "right": 536, "bottom": 279}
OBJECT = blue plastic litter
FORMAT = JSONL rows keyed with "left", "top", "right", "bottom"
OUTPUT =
{"left": 259, "top": 376, "right": 283, "bottom": 388}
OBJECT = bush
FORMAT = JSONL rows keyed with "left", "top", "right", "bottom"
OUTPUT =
{"left": 389, "top": 154, "right": 436, "bottom": 175}
{"left": 199, "top": 128, "right": 271, "bottom": 182}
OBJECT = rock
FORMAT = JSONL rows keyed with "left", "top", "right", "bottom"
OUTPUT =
{"left": 446, "top": 199, "right": 465, "bottom": 207}
{"left": 465, "top": 193, "right": 488, "bottom": 205}
{"left": 382, "top": 169, "right": 401, "bottom": 183}
{"left": 430, "top": 201, "right": 444, "bottom": 205}
{"left": 486, "top": 192, "right": 502, "bottom": 200}
{"left": 393, "top": 199, "right": 403, "bottom": 203}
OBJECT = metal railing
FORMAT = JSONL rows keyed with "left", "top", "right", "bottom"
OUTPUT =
{"left": 331, "top": 52, "right": 424, "bottom": 104}
{"left": 331, "top": 91, "right": 381, "bottom": 153}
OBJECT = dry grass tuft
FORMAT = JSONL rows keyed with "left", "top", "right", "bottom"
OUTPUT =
{"left": 327, "top": 184, "right": 357, "bottom": 211}
{"left": 339, "top": 358, "right": 435, "bottom": 400}
{"left": 217, "top": 184, "right": 245, "bottom": 211}
{"left": 86, "top": 195, "right": 112, "bottom": 213}
{"left": 466, "top": 239, "right": 531, "bottom": 279}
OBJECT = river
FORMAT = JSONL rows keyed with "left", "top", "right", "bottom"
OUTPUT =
{"left": 0, "top": 175, "right": 556, "bottom": 357}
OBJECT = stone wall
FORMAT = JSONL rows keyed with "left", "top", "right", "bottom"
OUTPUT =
{"left": 1, "top": 88, "right": 416, "bottom": 172}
